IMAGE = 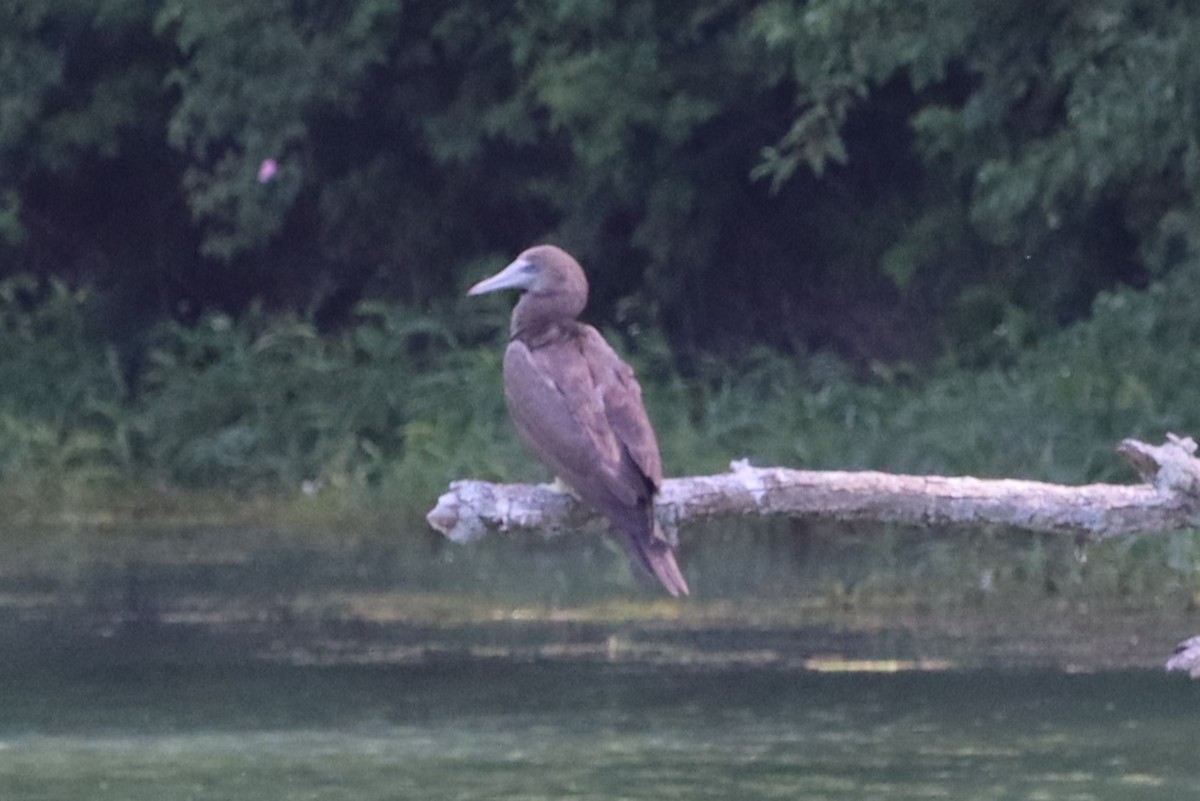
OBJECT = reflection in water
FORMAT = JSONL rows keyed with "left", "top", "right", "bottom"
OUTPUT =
{"left": 0, "top": 661, "right": 1197, "bottom": 800}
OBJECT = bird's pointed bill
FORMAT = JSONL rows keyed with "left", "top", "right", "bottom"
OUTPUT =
{"left": 466, "top": 259, "right": 535, "bottom": 296}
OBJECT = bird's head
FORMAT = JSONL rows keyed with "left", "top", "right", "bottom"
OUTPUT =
{"left": 467, "top": 245, "right": 588, "bottom": 319}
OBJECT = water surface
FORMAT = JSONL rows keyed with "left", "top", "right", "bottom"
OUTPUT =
{"left": 2, "top": 522, "right": 1198, "bottom": 799}
{"left": 0, "top": 659, "right": 1196, "bottom": 800}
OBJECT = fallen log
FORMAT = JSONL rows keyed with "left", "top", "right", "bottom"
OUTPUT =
{"left": 427, "top": 434, "right": 1200, "bottom": 544}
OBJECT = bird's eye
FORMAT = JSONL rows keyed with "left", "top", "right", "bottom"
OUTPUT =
{"left": 521, "top": 262, "right": 537, "bottom": 273}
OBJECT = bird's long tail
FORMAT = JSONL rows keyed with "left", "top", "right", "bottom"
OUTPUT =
{"left": 628, "top": 522, "right": 690, "bottom": 597}
{"left": 644, "top": 542, "right": 690, "bottom": 597}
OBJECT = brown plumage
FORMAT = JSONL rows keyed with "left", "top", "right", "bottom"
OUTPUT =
{"left": 467, "top": 245, "right": 689, "bottom": 596}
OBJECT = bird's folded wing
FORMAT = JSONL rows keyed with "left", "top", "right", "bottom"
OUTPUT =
{"left": 580, "top": 326, "right": 663, "bottom": 489}
{"left": 504, "top": 340, "right": 638, "bottom": 507}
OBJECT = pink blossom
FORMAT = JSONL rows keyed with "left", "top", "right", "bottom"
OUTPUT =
{"left": 257, "top": 158, "right": 279, "bottom": 184}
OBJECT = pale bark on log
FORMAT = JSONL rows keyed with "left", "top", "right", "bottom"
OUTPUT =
{"left": 427, "top": 434, "right": 1200, "bottom": 544}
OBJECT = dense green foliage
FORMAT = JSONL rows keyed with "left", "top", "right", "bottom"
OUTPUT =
{"left": 5, "top": 1, "right": 1197, "bottom": 360}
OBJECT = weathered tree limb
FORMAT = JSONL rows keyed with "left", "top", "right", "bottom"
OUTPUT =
{"left": 427, "top": 434, "right": 1200, "bottom": 544}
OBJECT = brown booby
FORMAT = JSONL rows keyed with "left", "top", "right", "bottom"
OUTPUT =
{"left": 467, "top": 245, "right": 689, "bottom": 596}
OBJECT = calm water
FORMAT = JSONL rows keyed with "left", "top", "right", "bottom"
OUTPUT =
{"left": 2, "top": 522, "right": 1199, "bottom": 799}
{"left": 0, "top": 659, "right": 1196, "bottom": 800}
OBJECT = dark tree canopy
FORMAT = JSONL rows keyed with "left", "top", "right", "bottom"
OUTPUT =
{"left": 0, "top": 0, "right": 1193, "bottom": 364}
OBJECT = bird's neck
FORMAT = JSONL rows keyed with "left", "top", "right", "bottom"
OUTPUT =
{"left": 510, "top": 291, "right": 585, "bottom": 345}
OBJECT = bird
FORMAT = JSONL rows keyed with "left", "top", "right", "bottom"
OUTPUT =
{"left": 467, "top": 245, "right": 690, "bottom": 596}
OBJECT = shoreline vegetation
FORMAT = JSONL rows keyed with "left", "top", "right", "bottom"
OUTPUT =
{"left": 2, "top": 258, "right": 1200, "bottom": 624}
{"left": 8, "top": 258, "right": 1200, "bottom": 519}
